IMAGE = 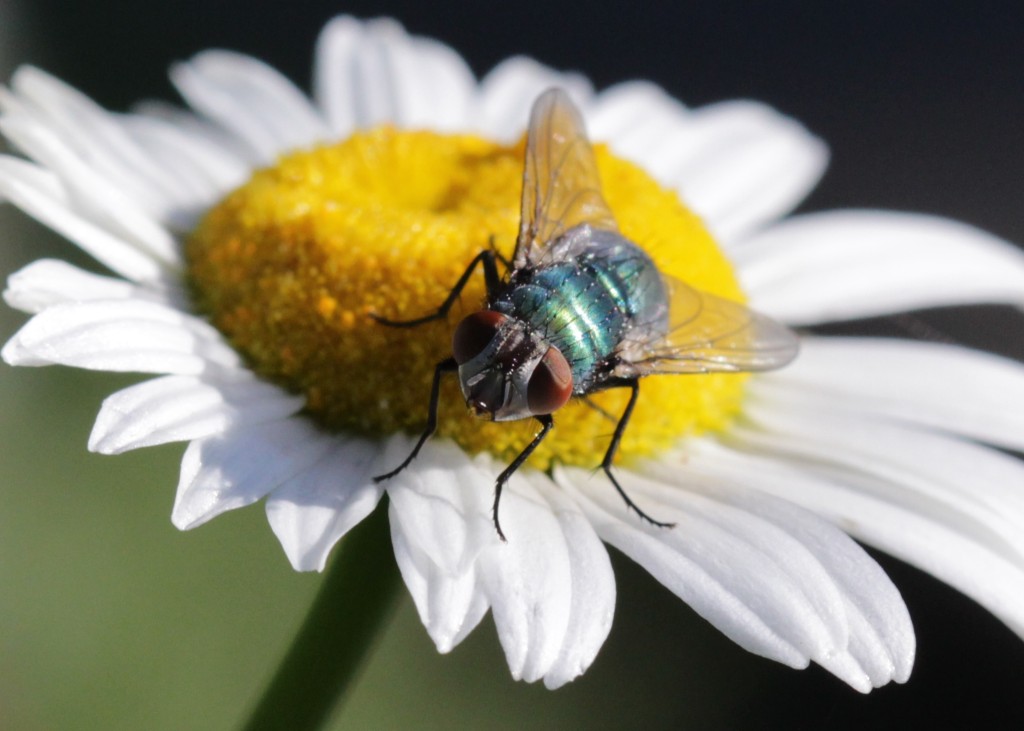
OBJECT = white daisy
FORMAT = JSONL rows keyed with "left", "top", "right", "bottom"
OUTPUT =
{"left": 4, "top": 15, "right": 1024, "bottom": 695}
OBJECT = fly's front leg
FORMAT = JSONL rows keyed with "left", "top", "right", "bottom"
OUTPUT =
{"left": 601, "top": 379, "right": 675, "bottom": 529}
{"left": 374, "top": 357, "right": 458, "bottom": 483}
{"left": 371, "top": 249, "right": 502, "bottom": 328}
{"left": 492, "top": 414, "right": 554, "bottom": 542}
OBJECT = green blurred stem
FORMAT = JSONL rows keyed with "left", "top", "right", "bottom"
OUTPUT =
{"left": 242, "top": 500, "right": 402, "bottom": 731}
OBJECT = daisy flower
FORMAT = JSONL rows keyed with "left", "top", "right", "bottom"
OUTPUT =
{"left": 3, "top": 14, "right": 1024, "bottom": 706}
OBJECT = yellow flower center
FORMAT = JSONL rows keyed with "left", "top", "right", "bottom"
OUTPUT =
{"left": 186, "top": 128, "right": 747, "bottom": 469}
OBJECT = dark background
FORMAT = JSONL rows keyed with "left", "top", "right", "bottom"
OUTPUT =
{"left": 2, "top": 2, "right": 1023, "bottom": 729}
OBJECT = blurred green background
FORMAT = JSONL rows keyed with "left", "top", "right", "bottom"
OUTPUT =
{"left": 3, "top": 2, "right": 1024, "bottom": 729}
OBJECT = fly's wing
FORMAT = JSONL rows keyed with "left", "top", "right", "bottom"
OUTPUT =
{"left": 620, "top": 274, "right": 799, "bottom": 375}
{"left": 513, "top": 88, "right": 619, "bottom": 269}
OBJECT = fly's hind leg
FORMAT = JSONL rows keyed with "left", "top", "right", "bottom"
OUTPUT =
{"left": 373, "top": 357, "right": 458, "bottom": 483}
{"left": 370, "top": 249, "right": 502, "bottom": 328}
{"left": 579, "top": 395, "right": 617, "bottom": 423}
{"left": 600, "top": 379, "right": 675, "bottom": 529}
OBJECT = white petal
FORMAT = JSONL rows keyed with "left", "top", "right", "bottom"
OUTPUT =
{"left": 171, "top": 50, "right": 329, "bottom": 164}
{"left": 314, "top": 16, "right": 476, "bottom": 135}
{"left": 386, "top": 440, "right": 498, "bottom": 576}
{"left": 118, "top": 113, "right": 238, "bottom": 229}
{"left": 0, "top": 116, "right": 182, "bottom": 266}
{"left": 641, "top": 455, "right": 914, "bottom": 687}
{"left": 390, "top": 508, "right": 489, "bottom": 654}
{"left": 843, "top": 598, "right": 908, "bottom": 688}
{"left": 587, "top": 81, "right": 695, "bottom": 183}
{"left": 476, "top": 57, "right": 593, "bottom": 141}
{"left": 321, "top": 17, "right": 403, "bottom": 129}
{"left": 172, "top": 418, "right": 334, "bottom": 530}
{"left": 562, "top": 467, "right": 880, "bottom": 684}
{"left": 0, "top": 156, "right": 166, "bottom": 282}
{"left": 89, "top": 373, "right": 304, "bottom": 454}
{"left": 667, "top": 100, "right": 827, "bottom": 244}
{"left": 265, "top": 437, "right": 383, "bottom": 571}
{"left": 588, "top": 81, "right": 688, "bottom": 144}
{"left": 388, "top": 31, "right": 476, "bottom": 130}
{"left": 313, "top": 16, "right": 363, "bottom": 135}
{"left": 3, "top": 258, "right": 186, "bottom": 314}
{"left": 737, "top": 397, "right": 1024, "bottom": 574}
{"left": 690, "top": 436, "right": 1024, "bottom": 640}
{"left": 736, "top": 210, "right": 1024, "bottom": 324}
{"left": 7, "top": 67, "right": 195, "bottom": 227}
{"left": 385, "top": 439, "right": 497, "bottom": 652}
{"left": 131, "top": 100, "right": 254, "bottom": 187}
{"left": 534, "top": 479, "right": 616, "bottom": 689}
{"left": 2, "top": 299, "right": 240, "bottom": 373}
{"left": 476, "top": 472, "right": 574, "bottom": 683}
{"left": 0, "top": 334, "right": 47, "bottom": 365}
{"left": 5, "top": 259, "right": 137, "bottom": 313}
{"left": 756, "top": 336, "right": 1024, "bottom": 452}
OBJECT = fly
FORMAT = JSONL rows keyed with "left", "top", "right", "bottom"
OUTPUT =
{"left": 373, "top": 88, "right": 799, "bottom": 540}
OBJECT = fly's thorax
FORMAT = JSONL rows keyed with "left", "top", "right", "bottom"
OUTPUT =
{"left": 495, "top": 225, "right": 670, "bottom": 393}
{"left": 453, "top": 312, "right": 572, "bottom": 421}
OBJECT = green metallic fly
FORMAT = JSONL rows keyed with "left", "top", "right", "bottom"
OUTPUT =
{"left": 375, "top": 88, "right": 799, "bottom": 540}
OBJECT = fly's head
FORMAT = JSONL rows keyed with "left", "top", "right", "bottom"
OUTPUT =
{"left": 452, "top": 310, "right": 573, "bottom": 422}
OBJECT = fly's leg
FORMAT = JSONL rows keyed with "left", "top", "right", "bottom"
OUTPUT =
{"left": 601, "top": 379, "right": 675, "bottom": 529}
{"left": 579, "top": 395, "right": 616, "bottom": 423}
{"left": 487, "top": 235, "right": 513, "bottom": 271}
{"left": 373, "top": 357, "right": 458, "bottom": 483}
{"left": 492, "top": 414, "right": 554, "bottom": 542}
{"left": 371, "top": 250, "right": 500, "bottom": 481}
{"left": 371, "top": 250, "right": 502, "bottom": 328}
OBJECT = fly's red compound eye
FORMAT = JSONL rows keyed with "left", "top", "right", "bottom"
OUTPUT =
{"left": 527, "top": 346, "right": 573, "bottom": 414}
{"left": 452, "top": 310, "right": 507, "bottom": 365}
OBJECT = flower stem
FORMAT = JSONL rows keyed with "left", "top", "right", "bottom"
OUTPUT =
{"left": 242, "top": 500, "right": 402, "bottom": 731}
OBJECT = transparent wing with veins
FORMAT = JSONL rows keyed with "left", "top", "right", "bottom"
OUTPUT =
{"left": 618, "top": 273, "right": 800, "bottom": 375}
{"left": 513, "top": 88, "right": 619, "bottom": 269}
{"left": 515, "top": 88, "right": 799, "bottom": 376}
